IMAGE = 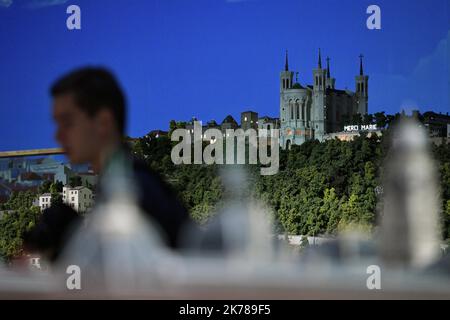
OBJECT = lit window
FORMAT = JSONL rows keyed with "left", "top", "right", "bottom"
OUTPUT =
{"left": 244, "top": 117, "right": 247, "bottom": 121}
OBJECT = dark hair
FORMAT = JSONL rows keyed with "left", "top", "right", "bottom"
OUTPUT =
{"left": 50, "top": 67, "right": 126, "bottom": 135}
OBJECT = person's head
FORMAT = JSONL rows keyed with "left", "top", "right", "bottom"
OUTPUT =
{"left": 51, "top": 67, "right": 126, "bottom": 168}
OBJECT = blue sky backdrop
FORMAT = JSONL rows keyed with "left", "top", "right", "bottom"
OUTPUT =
{"left": 0, "top": 0, "right": 449, "bottom": 150}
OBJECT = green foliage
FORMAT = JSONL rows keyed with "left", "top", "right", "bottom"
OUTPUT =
{"left": 129, "top": 117, "right": 450, "bottom": 240}
{"left": 50, "top": 181, "right": 63, "bottom": 193}
{"left": 434, "top": 144, "right": 450, "bottom": 239}
{"left": 133, "top": 135, "right": 174, "bottom": 175}
{"left": 445, "top": 200, "right": 450, "bottom": 239}
{"left": 190, "top": 203, "right": 216, "bottom": 225}
{"left": 168, "top": 120, "right": 187, "bottom": 138}
{"left": 323, "top": 188, "right": 345, "bottom": 234}
{"left": 300, "top": 235, "right": 309, "bottom": 249}
{"left": 69, "top": 176, "right": 82, "bottom": 188}
{"left": 3, "top": 191, "right": 37, "bottom": 211}
{"left": 39, "top": 180, "right": 52, "bottom": 194}
{"left": 51, "top": 192, "right": 63, "bottom": 206}
{"left": 131, "top": 132, "right": 226, "bottom": 224}
{"left": 373, "top": 111, "right": 388, "bottom": 129}
{"left": 0, "top": 195, "right": 40, "bottom": 261}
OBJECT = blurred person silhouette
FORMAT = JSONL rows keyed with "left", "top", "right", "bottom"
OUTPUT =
{"left": 24, "top": 67, "right": 189, "bottom": 263}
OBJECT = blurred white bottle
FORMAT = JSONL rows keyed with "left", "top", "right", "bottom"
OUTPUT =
{"left": 379, "top": 118, "right": 441, "bottom": 269}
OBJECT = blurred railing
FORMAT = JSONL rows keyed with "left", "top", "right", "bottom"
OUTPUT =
{"left": 1, "top": 119, "right": 449, "bottom": 299}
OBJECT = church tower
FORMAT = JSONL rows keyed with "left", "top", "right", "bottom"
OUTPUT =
{"left": 280, "top": 50, "right": 294, "bottom": 91}
{"left": 312, "top": 49, "right": 327, "bottom": 140}
{"left": 325, "top": 57, "right": 336, "bottom": 89}
{"left": 355, "top": 54, "right": 369, "bottom": 115}
{"left": 280, "top": 50, "right": 294, "bottom": 146}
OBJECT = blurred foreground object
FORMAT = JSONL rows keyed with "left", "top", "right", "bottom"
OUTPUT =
{"left": 23, "top": 204, "right": 81, "bottom": 263}
{"left": 379, "top": 118, "right": 441, "bottom": 269}
{"left": 57, "top": 151, "right": 181, "bottom": 293}
{"left": 184, "top": 167, "right": 277, "bottom": 259}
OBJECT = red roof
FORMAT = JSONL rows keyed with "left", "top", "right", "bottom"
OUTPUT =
{"left": 20, "top": 172, "right": 42, "bottom": 181}
{"left": 41, "top": 173, "right": 56, "bottom": 180}
{"left": 10, "top": 184, "right": 39, "bottom": 193}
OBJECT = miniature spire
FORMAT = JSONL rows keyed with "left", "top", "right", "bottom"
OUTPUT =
{"left": 326, "top": 57, "right": 331, "bottom": 78}
{"left": 285, "top": 50, "right": 289, "bottom": 71}
{"left": 318, "top": 48, "right": 322, "bottom": 69}
{"left": 359, "top": 54, "right": 364, "bottom": 75}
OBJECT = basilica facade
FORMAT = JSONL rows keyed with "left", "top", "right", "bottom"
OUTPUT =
{"left": 280, "top": 50, "right": 369, "bottom": 149}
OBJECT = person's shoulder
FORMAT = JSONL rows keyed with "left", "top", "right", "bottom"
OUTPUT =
{"left": 121, "top": 146, "right": 190, "bottom": 248}
{"left": 130, "top": 155, "right": 172, "bottom": 192}
{"left": 127, "top": 151, "right": 186, "bottom": 211}
{"left": 23, "top": 203, "right": 81, "bottom": 262}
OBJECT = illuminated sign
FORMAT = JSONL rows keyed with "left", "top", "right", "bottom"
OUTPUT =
{"left": 344, "top": 124, "right": 377, "bottom": 132}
